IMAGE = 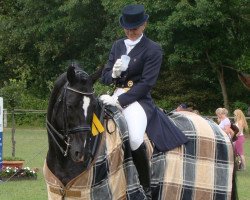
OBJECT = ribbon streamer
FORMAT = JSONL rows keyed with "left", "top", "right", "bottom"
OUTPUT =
{"left": 92, "top": 113, "right": 104, "bottom": 136}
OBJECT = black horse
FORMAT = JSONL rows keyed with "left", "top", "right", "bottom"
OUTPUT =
{"left": 44, "top": 65, "right": 237, "bottom": 200}
{"left": 45, "top": 64, "right": 103, "bottom": 185}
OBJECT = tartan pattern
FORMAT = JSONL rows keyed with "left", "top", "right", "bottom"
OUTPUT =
{"left": 44, "top": 106, "right": 146, "bottom": 200}
{"left": 44, "top": 109, "right": 234, "bottom": 200}
{"left": 149, "top": 111, "right": 234, "bottom": 200}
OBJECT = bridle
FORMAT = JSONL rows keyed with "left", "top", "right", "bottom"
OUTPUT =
{"left": 46, "top": 83, "right": 95, "bottom": 157}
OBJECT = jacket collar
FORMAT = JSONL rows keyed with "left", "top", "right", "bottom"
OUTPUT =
{"left": 126, "top": 35, "right": 147, "bottom": 57}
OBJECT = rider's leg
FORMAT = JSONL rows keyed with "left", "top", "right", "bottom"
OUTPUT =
{"left": 123, "top": 102, "right": 151, "bottom": 199}
{"left": 131, "top": 143, "right": 151, "bottom": 199}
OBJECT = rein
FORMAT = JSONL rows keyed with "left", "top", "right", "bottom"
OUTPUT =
{"left": 46, "top": 119, "right": 71, "bottom": 156}
{"left": 46, "top": 84, "right": 95, "bottom": 157}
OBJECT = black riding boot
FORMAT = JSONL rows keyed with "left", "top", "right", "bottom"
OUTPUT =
{"left": 131, "top": 143, "right": 152, "bottom": 200}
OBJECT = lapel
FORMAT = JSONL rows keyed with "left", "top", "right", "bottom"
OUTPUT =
{"left": 128, "top": 36, "right": 147, "bottom": 57}
{"left": 119, "top": 39, "right": 127, "bottom": 55}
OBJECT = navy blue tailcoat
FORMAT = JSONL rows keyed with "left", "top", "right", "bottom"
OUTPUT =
{"left": 101, "top": 35, "right": 188, "bottom": 152}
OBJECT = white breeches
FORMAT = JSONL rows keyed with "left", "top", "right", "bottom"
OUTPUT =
{"left": 113, "top": 89, "right": 147, "bottom": 150}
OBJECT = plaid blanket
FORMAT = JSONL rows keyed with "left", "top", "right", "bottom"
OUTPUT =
{"left": 149, "top": 111, "right": 234, "bottom": 200}
{"left": 44, "top": 106, "right": 146, "bottom": 200}
{"left": 44, "top": 109, "right": 234, "bottom": 200}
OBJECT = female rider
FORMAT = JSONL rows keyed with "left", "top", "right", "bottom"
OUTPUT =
{"left": 100, "top": 4, "right": 188, "bottom": 199}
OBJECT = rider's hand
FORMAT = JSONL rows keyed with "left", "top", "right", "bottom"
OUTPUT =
{"left": 99, "top": 95, "right": 122, "bottom": 110}
{"left": 111, "top": 59, "right": 122, "bottom": 78}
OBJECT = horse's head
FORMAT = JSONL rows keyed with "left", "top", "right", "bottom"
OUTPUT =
{"left": 47, "top": 64, "right": 98, "bottom": 164}
{"left": 65, "top": 65, "right": 96, "bottom": 162}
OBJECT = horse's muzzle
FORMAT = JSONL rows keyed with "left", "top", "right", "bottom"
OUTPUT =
{"left": 72, "top": 151, "right": 84, "bottom": 162}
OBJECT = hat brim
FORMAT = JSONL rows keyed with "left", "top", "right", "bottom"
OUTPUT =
{"left": 119, "top": 14, "right": 149, "bottom": 29}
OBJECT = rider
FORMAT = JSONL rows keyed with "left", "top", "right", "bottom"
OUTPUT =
{"left": 100, "top": 4, "right": 188, "bottom": 199}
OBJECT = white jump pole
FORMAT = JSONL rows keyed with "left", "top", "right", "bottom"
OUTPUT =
{"left": 0, "top": 97, "right": 3, "bottom": 169}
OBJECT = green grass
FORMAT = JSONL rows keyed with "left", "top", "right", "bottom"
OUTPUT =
{"left": 1, "top": 128, "right": 48, "bottom": 200}
{"left": 1, "top": 128, "right": 250, "bottom": 199}
{"left": 236, "top": 134, "right": 250, "bottom": 200}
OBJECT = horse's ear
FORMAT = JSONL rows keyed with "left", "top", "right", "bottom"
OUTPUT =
{"left": 67, "top": 65, "right": 76, "bottom": 84}
{"left": 90, "top": 66, "right": 103, "bottom": 84}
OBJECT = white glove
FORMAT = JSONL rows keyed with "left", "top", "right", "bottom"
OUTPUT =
{"left": 112, "top": 59, "right": 122, "bottom": 78}
{"left": 99, "top": 95, "right": 122, "bottom": 110}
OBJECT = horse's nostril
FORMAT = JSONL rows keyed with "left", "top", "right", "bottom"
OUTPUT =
{"left": 74, "top": 151, "right": 84, "bottom": 162}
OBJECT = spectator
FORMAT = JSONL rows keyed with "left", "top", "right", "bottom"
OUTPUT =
{"left": 233, "top": 109, "right": 249, "bottom": 170}
{"left": 215, "top": 108, "right": 234, "bottom": 137}
{"left": 176, "top": 103, "right": 194, "bottom": 112}
{"left": 193, "top": 110, "right": 200, "bottom": 115}
{"left": 176, "top": 103, "right": 188, "bottom": 111}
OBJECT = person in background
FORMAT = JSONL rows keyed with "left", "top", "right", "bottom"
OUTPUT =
{"left": 176, "top": 103, "right": 194, "bottom": 112}
{"left": 176, "top": 103, "right": 188, "bottom": 111}
{"left": 193, "top": 110, "right": 200, "bottom": 115}
{"left": 215, "top": 108, "right": 234, "bottom": 137}
{"left": 100, "top": 4, "right": 188, "bottom": 199}
{"left": 233, "top": 109, "right": 249, "bottom": 170}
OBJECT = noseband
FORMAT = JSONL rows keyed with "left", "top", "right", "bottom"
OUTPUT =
{"left": 47, "top": 84, "right": 94, "bottom": 157}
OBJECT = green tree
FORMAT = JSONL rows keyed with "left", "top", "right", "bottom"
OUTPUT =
{"left": 0, "top": 0, "right": 106, "bottom": 97}
{"left": 99, "top": 0, "right": 249, "bottom": 111}
{"left": 150, "top": 0, "right": 250, "bottom": 109}
{"left": 0, "top": 79, "right": 25, "bottom": 157}
{"left": 0, "top": 0, "right": 249, "bottom": 114}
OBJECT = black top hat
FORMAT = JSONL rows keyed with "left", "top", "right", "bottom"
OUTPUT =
{"left": 119, "top": 4, "right": 149, "bottom": 29}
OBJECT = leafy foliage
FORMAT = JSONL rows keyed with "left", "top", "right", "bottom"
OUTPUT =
{"left": 0, "top": 79, "right": 24, "bottom": 109}
{"left": 232, "top": 101, "right": 249, "bottom": 114}
{"left": 0, "top": 0, "right": 107, "bottom": 97}
{"left": 3, "top": 156, "right": 24, "bottom": 161}
{"left": 0, "top": 0, "right": 249, "bottom": 115}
